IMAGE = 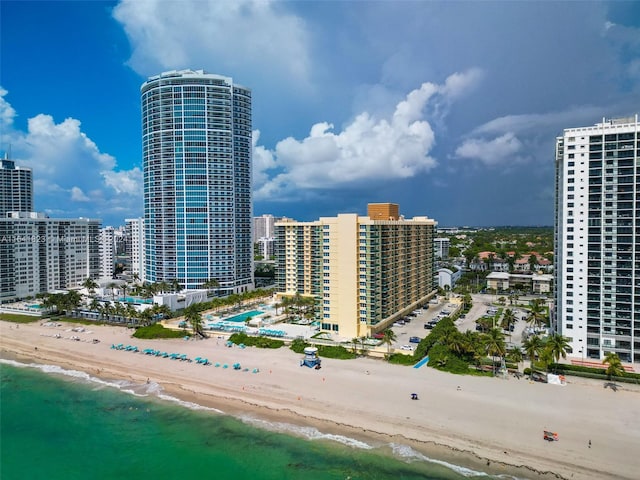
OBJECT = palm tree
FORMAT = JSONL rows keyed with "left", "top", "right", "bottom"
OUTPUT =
{"left": 359, "top": 336, "right": 367, "bottom": 356}
{"left": 522, "top": 334, "right": 544, "bottom": 376}
{"left": 603, "top": 352, "right": 625, "bottom": 380}
{"left": 107, "top": 282, "right": 118, "bottom": 301}
{"left": 445, "top": 330, "right": 466, "bottom": 356}
{"left": 185, "top": 306, "right": 205, "bottom": 338}
{"left": 82, "top": 277, "right": 98, "bottom": 296}
{"left": 507, "top": 346, "right": 523, "bottom": 369}
{"left": 485, "top": 328, "right": 506, "bottom": 375}
{"left": 545, "top": 333, "right": 571, "bottom": 371}
{"left": 62, "top": 290, "right": 82, "bottom": 314}
{"left": 501, "top": 308, "right": 516, "bottom": 332}
{"left": 203, "top": 278, "right": 220, "bottom": 297}
{"left": 351, "top": 337, "right": 360, "bottom": 355}
{"left": 382, "top": 329, "right": 397, "bottom": 358}
{"left": 89, "top": 298, "right": 101, "bottom": 313}
{"left": 527, "top": 298, "right": 547, "bottom": 331}
{"left": 462, "top": 293, "right": 472, "bottom": 311}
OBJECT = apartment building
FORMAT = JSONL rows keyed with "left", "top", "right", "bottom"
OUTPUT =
{"left": 275, "top": 204, "right": 437, "bottom": 339}
{"left": 0, "top": 212, "right": 100, "bottom": 302}
{"left": 554, "top": 115, "right": 639, "bottom": 363}
{"left": 141, "top": 69, "right": 253, "bottom": 293}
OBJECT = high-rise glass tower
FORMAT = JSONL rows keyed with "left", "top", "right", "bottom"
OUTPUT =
{"left": 141, "top": 70, "right": 253, "bottom": 293}
{"left": 554, "top": 115, "right": 639, "bottom": 364}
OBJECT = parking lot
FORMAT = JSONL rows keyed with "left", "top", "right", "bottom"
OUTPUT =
{"left": 389, "top": 293, "right": 535, "bottom": 352}
{"left": 390, "top": 298, "right": 459, "bottom": 352}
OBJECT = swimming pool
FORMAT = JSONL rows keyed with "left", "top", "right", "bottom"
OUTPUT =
{"left": 118, "top": 297, "right": 154, "bottom": 304}
{"left": 224, "top": 310, "right": 264, "bottom": 322}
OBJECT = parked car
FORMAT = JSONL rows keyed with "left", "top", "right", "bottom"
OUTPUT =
{"left": 409, "top": 336, "right": 421, "bottom": 343}
{"left": 373, "top": 332, "right": 385, "bottom": 339}
{"left": 424, "top": 323, "right": 433, "bottom": 330}
{"left": 459, "top": 314, "right": 466, "bottom": 318}
{"left": 400, "top": 344, "right": 414, "bottom": 351}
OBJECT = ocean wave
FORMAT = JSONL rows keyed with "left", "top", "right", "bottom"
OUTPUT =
{"left": 240, "top": 416, "right": 374, "bottom": 449}
{"left": 0, "top": 358, "right": 130, "bottom": 391}
{"left": 0, "top": 358, "right": 224, "bottom": 413}
{"left": 156, "top": 393, "right": 224, "bottom": 413}
{"left": 390, "top": 443, "right": 492, "bottom": 477}
{"left": 1, "top": 358, "right": 516, "bottom": 479}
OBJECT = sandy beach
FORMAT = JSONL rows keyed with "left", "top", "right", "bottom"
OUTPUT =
{"left": 1, "top": 319, "right": 639, "bottom": 480}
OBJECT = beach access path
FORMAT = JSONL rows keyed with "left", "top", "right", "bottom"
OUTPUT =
{"left": 1, "top": 320, "right": 639, "bottom": 480}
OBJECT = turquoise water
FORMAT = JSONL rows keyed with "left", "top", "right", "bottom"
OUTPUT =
{"left": 0, "top": 360, "right": 493, "bottom": 480}
{"left": 118, "top": 296, "right": 154, "bottom": 304}
{"left": 27, "top": 304, "right": 42, "bottom": 309}
{"left": 225, "top": 310, "right": 264, "bottom": 322}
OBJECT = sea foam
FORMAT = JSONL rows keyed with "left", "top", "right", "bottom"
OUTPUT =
{"left": 1, "top": 358, "right": 513, "bottom": 479}
{"left": 240, "top": 415, "right": 374, "bottom": 449}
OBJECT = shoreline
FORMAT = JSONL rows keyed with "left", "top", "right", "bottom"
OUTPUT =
{"left": 2, "top": 320, "right": 639, "bottom": 480}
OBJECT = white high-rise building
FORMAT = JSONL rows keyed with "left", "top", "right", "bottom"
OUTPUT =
{"left": 253, "top": 214, "right": 276, "bottom": 243}
{"left": 99, "top": 226, "right": 115, "bottom": 280}
{"left": 142, "top": 70, "right": 253, "bottom": 293}
{"left": 126, "top": 218, "right": 145, "bottom": 283}
{"left": 0, "top": 212, "right": 100, "bottom": 302}
{"left": 554, "top": 115, "right": 639, "bottom": 364}
{"left": 434, "top": 237, "right": 450, "bottom": 259}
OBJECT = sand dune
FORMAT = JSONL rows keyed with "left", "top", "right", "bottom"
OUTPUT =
{"left": 2, "top": 320, "right": 639, "bottom": 480}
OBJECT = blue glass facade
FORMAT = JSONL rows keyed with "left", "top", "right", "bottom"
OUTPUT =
{"left": 141, "top": 70, "right": 253, "bottom": 292}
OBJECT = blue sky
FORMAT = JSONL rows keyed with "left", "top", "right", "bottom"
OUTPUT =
{"left": 1, "top": 1, "right": 639, "bottom": 227}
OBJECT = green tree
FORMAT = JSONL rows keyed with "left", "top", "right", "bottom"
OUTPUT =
{"left": 506, "top": 346, "right": 523, "bottom": 367}
{"left": 484, "top": 327, "right": 506, "bottom": 375}
{"left": 82, "top": 277, "right": 98, "bottom": 296}
{"left": 522, "top": 334, "right": 544, "bottom": 376}
{"left": 501, "top": 309, "right": 516, "bottom": 332}
{"left": 527, "top": 298, "right": 547, "bottom": 331}
{"left": 545, "top": 333, "right": 571, "bottom": 370}
{"left": 603, "top": 352, "right": 625, "bottom": 380}
{"left": 202, "top": 278, "right": 220, "bottom": 297}
{"left": 185, "top": 306, "right": 205, "bottom": 338}
{"left": 351, "top": 337, "right": 360, "bottom": 355}
{"left": 382, "top": 329, "right": 397, "bottom": 358}
{"left": 462, "top": 293, "right": 472, "bottom": 311}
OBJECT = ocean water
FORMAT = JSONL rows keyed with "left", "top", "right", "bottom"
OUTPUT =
{"left": 0, "top": 360, "right": 498, "bottom": 480}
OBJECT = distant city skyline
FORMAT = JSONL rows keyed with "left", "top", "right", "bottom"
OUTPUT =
{"left": 1, "top": 1, "right": 639, "bottom": 227}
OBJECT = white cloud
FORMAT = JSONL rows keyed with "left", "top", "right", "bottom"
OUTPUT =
{"left": 0, "top": 88, "right": 142, "bottom": 221}
{"left": 0, "top": 88, "right": 16, "bottom": 130}
{"left": 471, "top": 106, "right": 607, "bottom": 136}
{"left": 455, "top": 133, "right": 523, "bottom": 166}
{"left": 70, "top": 186, "right": 91, "bottom": 202}
{"left": 113, "top": 0, "right": 311, "bottom": 86}
{"left": 253, "top": 70, "right": 481, "bottom": 199}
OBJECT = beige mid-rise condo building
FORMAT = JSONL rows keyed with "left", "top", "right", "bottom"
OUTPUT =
{"left": 275, "top": 204, "right": 437, "bottom": 339}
